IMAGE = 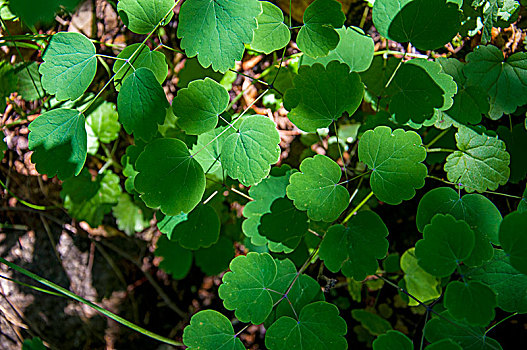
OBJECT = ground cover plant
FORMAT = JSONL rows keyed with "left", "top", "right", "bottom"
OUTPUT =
{"left": 1, "top": 0, "right": 527, "bottom": 348}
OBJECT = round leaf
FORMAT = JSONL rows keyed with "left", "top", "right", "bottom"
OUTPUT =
{"left": 373, "top": 330, "right": 412, "bottom": 350}
{"left": 117, "top": 67, "right": 169, "bottom": 141}
{"left": 39, "top": 32, "right": 97, "bottom": 101}
{"left": 265, "top": 301, "right": 347, "bottom": 350}
{"left": 177, "top": 0, "right": 261, "bottom": 72}
{"left": 287, "top": 154, "right": 350, "bottom": 222}
{"left": 401, "top": 248, "right": 441, "bottom": 306}
{"left": 221, "top": 115, "right": 281, "bottom": 186}
{"left": 117, "top": 0, "right": 174, "bottom": 34}
{"left": 296, "top": 0, "right": 346, "bottom": 58}
{"left": 28, "top": 108, "right": 87, "bottom": 180}
{"left": 284, "top": 61, "right": 364, "bottom": 132}
{"left": 183, "top": 310, "right": 245, "bottom": 350}
{"left": 415, "top": 214, "right": 475, "bottom": 277}
{"left": 358, "top": 126, "right": 427, "bottom": 205}
{"left": 250, "top": 2, "right": 290, "bottom": 54}
{"left": 134, "top": 138, "right": 206, "bottom": 215}
{"left": 155, "top": 235, "right": 193, "bottom": 280}
{"left": 499, "top": 211, "right": 527, "bottom": 275}
{"left": 169, "top": 204, "right": 220, "bottom": 250}
{"left": 444, "top": 280, "right": 497, "bottom": 327}
{"left": 85, "top": 102, "right": 121, "bottom": 144}
{"left": 173, "top": 78, "right": 229, "bottom": 135}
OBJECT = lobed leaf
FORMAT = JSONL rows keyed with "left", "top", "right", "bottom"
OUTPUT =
{"left": 250, "top": 2, "right": 290, "bottom": 54}
{"left": 117, "top": 0, "right": 174, "bottom": 34}
{"left": 444, "top": 280, "right": 497, "bottom": 327}
{"left": 183, "top": 310, "right": 245, "bottom": 350}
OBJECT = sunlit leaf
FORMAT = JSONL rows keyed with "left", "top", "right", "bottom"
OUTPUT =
{"left": 183, "top": 310, "right": 245, "bottom": 350}
{"left": 250, "top": 2, "right": 290, "bottom": 54}
{"left": 401, "top": 248, "right": 441, "bottom": 306}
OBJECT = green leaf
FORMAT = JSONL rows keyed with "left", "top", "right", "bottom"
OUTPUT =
{"left": 218, "top": 252, "right": 277, "bottom": 324}
{"left": 319, "top": 211, "right": 389, "bottom": 280}
{"left": 296, "top": 0, "right": 346, "bottom": 58}
{"left": 28, "top": 108, "right": 87, "bottom": 180}
{"left": 221, "top": 115, "right": 280, "bottom": 186}
{"left": 112, "top": 193, "right": 149, "bottom": 235}
{"left": 426, "top": 339, "right": 463, "bottom": 350}
{"left": 250, "top": 2, "right": 290, "bottom": 54}
{"left": 373, "top": 330, "right": 412, "bottom": 350}
{"left": 388, "top": 58, "right": 457, "bottom": 124}
{"left": 287, "top": 154, "right": 350, "bottom": 222}
{"left": 359, "top": 56, "right": 400, "bottom": 98}
{"left": 284, "top": 61, "right": 364, "bottom": 132}
{"left": 520, "top": 185, "right": 527, "bottom": 213}
{"left": 117, "top": 0, "right": 174, "bottom": 34}
{"left": 117, "top": 67, "right": 169, "bottom": 141}
{"left": 464, "top": 45, "right": 527, "bottom": 119}
{"left": 474, "top": 0, "right": 519, "bottom": 44}
{"left": 258, "top": 198, "right": 308, "bottom": 250}
{"left": 155, "top": 234, "right": 193, "bottom": 279}
{"left": 157, "top": 212, "right": 188, "bottom": 238}
{"left": 466, "top": 249, "right": 527, "bottom": 313}
{"left": 302, "top": 26, "right": 374, "bottom": 72}
{"left": 499, "top": 211, "right": 527, "bottom": 275}
{"left": 85, "top": 102, "right": 121, "bottom": 144}
{"left": 358, "top": 126, "right": 427, "bottom": 205}
{"left": 15, "top": 62, "right": 44, "bottom": 101}
{"left": 62, "top": 170, "right": 121, "bottom": 227}
{"left": 444, "top": 280, "right": 497, "bottom": 327}
{"left": 424, "top": 311, "right": 502, "bottom": 350}
{"left": 415, "top": 214, "right": 475, "bottom": 277}
{"left": 352, "top": 309, "right": 392, "bottom": 336}
{"left": 177, "top": 0, "right": 261, "bottom": 72}
{"left": 113, "top": 43, "right": 168, "bottom": 91}
{"left": 183, "top": 310, "right": 245, "bottom": 350}
{"left": 444, "top": 126, "right": 510, "bottom": 193}
{"left": 416, "top": 187, "right": 499, "bottom": 266}
{"left": 39, "top": 32, "right": 97, "bottom": 101}
{"left": 191, "top": 126, "right": 235, "bottom": 180}
{"left": 9, "top": 0, "right": 81, "bottom": 26}
{"left": 169, "top": 204, "right": 220, "bottom": 250}
{"left": 372, "top": 0, "right": 461, "bottom": 50}
{"left": 134, "top": 138, "right": 205, "bottom": 215}
{"left": 401, "top": 248, "right": 441, "bottom": 306}
{"left": 194, "top": 237, "right": 234, "bottom": 275}
{"left": 265, "top": 301, "right": 347, "bottom": 350}
{"left": 0, "top": 61, "right": 17, "bottom": 112}
{"left": 497, "top": 124, "right": 527, "bottom": 183}
{"left": 22, "top": 337, "right": 46, "bottom": 350}
{"left": 173, "top": 78, "right": 229, "bottom": 135}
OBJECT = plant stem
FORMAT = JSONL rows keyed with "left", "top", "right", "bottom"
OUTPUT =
{"left": 426, "top": 148, "right": 456, "bottom": 153}
{"left": 425, "top": 129, "right": 449, "bottom": 148}
{"left": 485, "top": 313, "right": 518, "bottom": 335}
{"left": 374, "top": 50, "right": 429, "bottom": 59}
{"left": 0, "top": 178, "right": 53, "bottom": 211}
{"left": 341, "top": 191, "right": 374, "bottom": 224}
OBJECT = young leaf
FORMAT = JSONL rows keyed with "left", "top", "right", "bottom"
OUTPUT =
{"left": 466, "top": 249, "right": 527, "bottom": 313}
{"left": 444, "top": 126, "right": 510, "bottom": 193}
{"left": 352, "top": 309, "right": 392, "bottom": 336}
{"left": 401, "top": 248, "right": 441, "bottom": 306}
{"left": 258, "top": 197, "right": 308, "bottom": 250}
{"left": 39, "top": 32, "right": 97, "bottom": 101}
{"left": 373, "top": 330, "right": 412, "bottom": 350}
{"left": 183, "top": 310, "right": 245, "bottom": 350}
{"left": 113, "top": 43, "right": 168, "bottom": 91}
{"left": 177, "top": 0, "right": 261, "bottom": 72}
{"left": 424, "top": 311, "right": 502, "bottom": 350}
{"left": 173, "top": 78, "right": 229, "bottom": 135}
{"left": 194, "top": 237, "right": 234, "bottom": 275}
{"left": 218, "top": 252, "right": 277, "bottom": 324}
{"left": 499, "top": 211, "right": 527, "bottom": 275}
{"left": 283, "top": 61, "right": 364, "bottom": 132}
{"left": 62, "top": 170, "right": 121, "bottom": 227}
{"left": 358, "top": 126, "right": 427, "bottom": 205}
{"left": 85, "top": 102, "right": 121, "bottom": 144}
{"left": 168, "top": 204, "right": 220, "bottom": 250}
{"left": 250, "top": 2, "right": 290, "bottom": 54}
{"left": 319, "top": 211, "right": 389, "bottom": 280}
{"left": 134, "top": 138, "right": 206, "bottom": 215}
{"left": 117, "top": 67, "right": 169, "bottom": 141}
{"left": 191, "top": 126, "right": 235, "bottom": 181}
{"left": 496, "top": 124, "right": 527, "bottom": 183}
{"left": 388, "top": 59, "right": 457, "bottom": 124}
{"left": 444, "top": 280, "right": 497, "bottom": 327}
{"left": 464, "top": 45, "right": 527, "bottom": 119}
{"left": 221, "top": 115, "right": 280, "bottom": 186}
{"left": 155, "top": 235, "right": 193, "bottom": 280}
{"left": 416, "top": 187, "right": 498, "bottom": 266}
{"left": 112, "top": 193, "right": 149, "bottom": 235}
{"left": 28, "top": 108, "right": 87, "bottom": 180}
{"left": 302, "top": 26, "right": 375, "bottom": 73}
{"left": 287, "top": 155, "right": 350, "bottom": 222}
{"left": 265, "top": 301, "right": 347, "bottom": 350}
{"left": 372, "top": 0, "right": 461, "bottom": 50}
{"left": 415, "top": 214, "right": 475, "bottom": 277}
{"left": 296, "top": 0, "right": 346, "bottom": 58}
{"left": 117, "top": 0, "right": 174, "bottom": 34}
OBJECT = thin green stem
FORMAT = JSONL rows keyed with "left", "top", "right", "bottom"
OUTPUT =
{"left": 425, "top": 129, "right": 449, "bottom": 148}
{"left": 426, "top": 148, "right": 456, "bottom": 153}
{"left": 374, "top": 50, "right": 428, "bottom": 59}
{"left": 485, "top": 313, "right": 518, "bottom": 335}
{"left": 341, "top": 191, "right": 374, "bottom": 224}
{"left": 427, "top": 175, "right": 523, "bottom": 199}
{"left": 0, "top": 178, "right": 53, "bottom": 211}
{"left": 0, "top": 274, "right": 64, "bottom": 298}
{"left": 0, "top": 257, "right": 184, "bottom": 347}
